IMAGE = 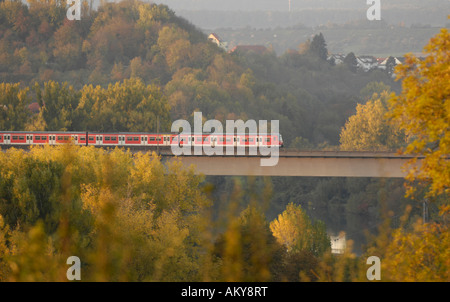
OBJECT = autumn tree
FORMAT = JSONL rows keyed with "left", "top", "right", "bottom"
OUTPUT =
{"left": 387, "top": 28, "right": 450, "bottom": 197}
{"left": 270, "top": 202, "right": 330, "bottom": 257}
{"left": 340, "top": 91, "right": 406, "bottom": 151}
{"left": 0, "top": 83, "right": 31, "bottom": 130}
{"left": 34, "top": 80, "right": 79, "bottom": 131}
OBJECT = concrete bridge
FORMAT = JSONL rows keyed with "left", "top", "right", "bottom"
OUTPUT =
{"left": 161, "top": 150, "right": 422, "bottom": 178}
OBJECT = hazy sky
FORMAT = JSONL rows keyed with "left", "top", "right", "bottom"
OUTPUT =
{"left": 150, "top": 0, "right": 449, "bottom": 11}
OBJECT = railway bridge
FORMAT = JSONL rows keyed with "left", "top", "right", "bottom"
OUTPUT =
{"left": 158, "top": 150, "right": 421, "bottom": 178}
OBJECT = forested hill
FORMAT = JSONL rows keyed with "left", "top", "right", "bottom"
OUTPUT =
{"left": 0, "top": 0, "right": 399, "bottom": 146}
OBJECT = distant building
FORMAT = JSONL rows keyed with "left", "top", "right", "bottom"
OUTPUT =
{"left": 330, "top": 232, "right": 346, "bottom": 254}
{"left": 229, "top": 45, "right": 268, "bottom": 55}
{"left": 377, "top": 56, "right": 404, "bottom": 70}
{"left": 208, "top": 33, "right": 228, "bottom": 51}
{"left": 328, "top": 54, "right": 346, "bottom": 65}
{"left": 356, "top": 55, "right": 378, "bottom": 71}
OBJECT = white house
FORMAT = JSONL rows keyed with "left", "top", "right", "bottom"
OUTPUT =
{"left": 330, "top": 232, "right": 346, "bottom": 254}
{"left": 356, "top": 55, "right": 378, "bottom": 71}
{"left": 208, "top": 33, "right": 228, "bottom": 51}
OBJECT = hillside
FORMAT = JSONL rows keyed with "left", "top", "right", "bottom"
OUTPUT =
{"left": 0, "top": 0, "right": 400, "bottom": 146}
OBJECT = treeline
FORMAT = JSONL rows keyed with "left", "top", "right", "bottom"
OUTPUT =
{"left": 0, "top": 79, "right": 170, "bottom": 132}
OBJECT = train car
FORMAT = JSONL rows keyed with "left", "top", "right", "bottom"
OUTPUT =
{"left": 0, "top": 131, "right": 283, "bottom": 148}
{"left": 169, "top": 133, "right": 283, "bottom": 148}
{"left": 147, "top": 134, "right": 171, "bottom": 146}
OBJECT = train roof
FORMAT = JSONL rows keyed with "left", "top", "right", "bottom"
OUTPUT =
{"left": 0, "top": 131, "right": 281, "bottom": 135}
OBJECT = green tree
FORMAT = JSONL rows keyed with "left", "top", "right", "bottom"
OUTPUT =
{"left": 308, "top": 33, "right": 328, "bottom": 61}
{"left": 385, "top": 56, "right": 397, "bottom": 77}
{"left": 343, "top": 52, "right": 358, "bottom": 73}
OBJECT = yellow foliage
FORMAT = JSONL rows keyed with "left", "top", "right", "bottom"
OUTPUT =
{"left": 387, "top": 28, "right": 450, "bottom": 197}
{"left": 340, "top": 92, "right": 405, "bottom": 151}
{"left": 382, "top": 215, "right": 450, "bottom": 281}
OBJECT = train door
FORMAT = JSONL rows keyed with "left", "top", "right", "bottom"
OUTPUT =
{"left": 26, "top": 134, "right": 32, "bottom": 145}
{"left": 4, "top": 134, "right": 10, "bottom": 144}
{"left": 49, "top": 134, "right": 55, "bottom": 145}
{"left": 141, "top": 135, "right": 147, "bottom": 146}
{"left": 163, "top": 135, "right": 169, "bottom": 146}
{"left": 118, "top": 135, "right": 125, "bottom": 146}
{"left": 96, "top": 135, "right": 103, "bottom": 146}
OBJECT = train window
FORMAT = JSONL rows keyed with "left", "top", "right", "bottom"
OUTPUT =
{"left": 249, "top": 138, "right": 254, "bottom": 142}
{"left": 127, "top": 137, "right": 132, "bottom": 141}
{"left": 64, "top": 136, "right": 69, "bottom": 140}
{"left": 19, "top": 136, "right": 24, "bottom": 140}
{"left": 133, "top": 137, "right": 139, "bottom": 141}
{"left": 80, "top": 137, "right": 85, "bottom": 141}
{"left": 12, "top": 136, "right": 18, "bottom": 140}
{"left": 111, "top": 137, "right": 117, "bottom": 141}
{"left": 173, "top": 137, "right": 178, "bottom": 142}
{"left": 196, "top": 137, "right": 201, "bottom": 142}
{"left": 157, "top": 137, "right": 162, "bottom": 141}
{"left": 105, "top": 137, "right": 110, "bottom": 141}
{"left": 226, "top": 138, "right": 231, "bottom": 142}
{"left": 35, "top": 136, "right": 40, "bottom": 140}
{"left": 149, "top": 137, "right": 155, "bottom": 141}
{"left": 89, "top": 137, "right": 94, "bottom": 141}
{"left": 266, "top": 138, "right": 270, "bottom": 142}
{"left": 57, "top": 136, "right": 62, "bottom": 140}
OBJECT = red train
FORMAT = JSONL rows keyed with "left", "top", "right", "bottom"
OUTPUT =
{"left": 0, "top": 131, "right": 284, "bottom": 148}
